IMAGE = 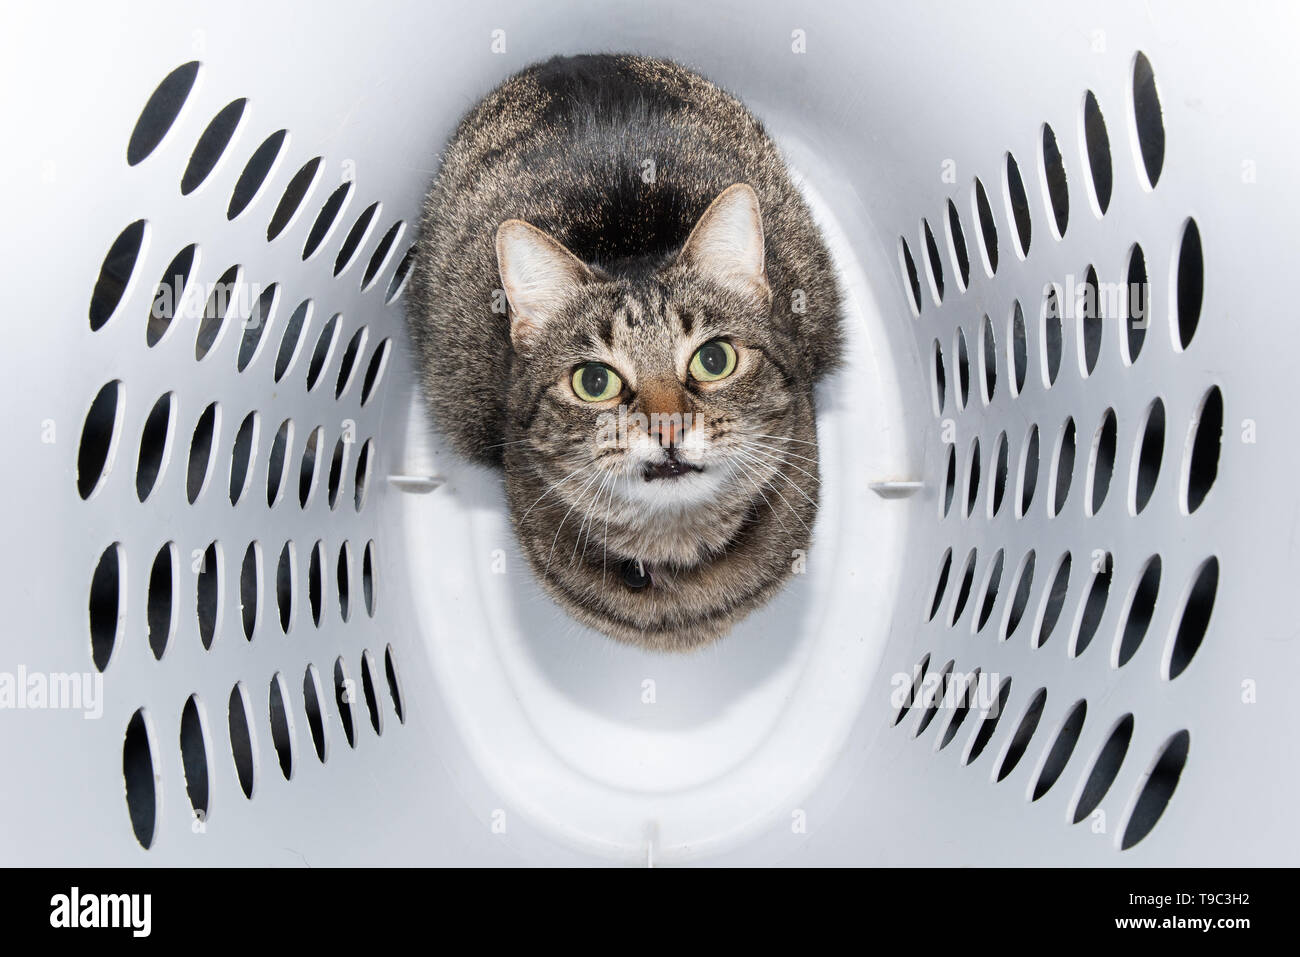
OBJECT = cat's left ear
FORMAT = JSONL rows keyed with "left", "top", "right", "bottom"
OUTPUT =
{"left": 496, "top": 219, "right": 594, "bottom": 348}
{"left": 676, "top": 183, "right": 770, "bottom": 300}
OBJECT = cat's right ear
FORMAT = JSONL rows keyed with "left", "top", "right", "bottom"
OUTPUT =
{"left": 495, "top": 219, "right": 593, "bottom": 348}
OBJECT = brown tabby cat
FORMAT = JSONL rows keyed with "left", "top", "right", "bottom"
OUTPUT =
{"left": 407, "top": 54, "right": 842, "bottom": 650}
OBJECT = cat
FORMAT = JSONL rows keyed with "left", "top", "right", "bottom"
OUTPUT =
{"left": 407, "top": 54, "right": 842, "bottom": 650}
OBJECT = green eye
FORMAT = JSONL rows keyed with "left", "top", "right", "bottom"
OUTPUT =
{"left": 571, "top": 362, "right": 623, "bottom": 402}
{"left": 689, "top": 340, "right": 737, "bottom": 382}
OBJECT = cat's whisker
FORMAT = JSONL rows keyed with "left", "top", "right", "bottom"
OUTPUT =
{"left": 544, "top": 467, "right": 606, "bottom": 573}
{"left": 519, "top": 462, "right": 591, "bottom": 522}
{"left": 746, "top": 433, "right": 820, "bottom": 447}
{"left": 743, "top": 439, "right": 820, "bottom": 465}
{"left": 571, "top": 468, "right": 615, "bottom": 566}
{"left": 724, "top": 459, "right": 789, "bottom": 535}
{"left": 730, "top": 451, "right": 809, "bottom": 535}
{"left": 740, "top": 442, "right": 822, "bottom": 484}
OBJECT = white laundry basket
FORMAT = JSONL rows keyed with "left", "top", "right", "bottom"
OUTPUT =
{"left": 2, "top": 0, "right": 1294, "bottom": 866}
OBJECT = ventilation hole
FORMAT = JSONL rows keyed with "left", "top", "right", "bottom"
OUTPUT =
{"left": 1168, "top": 556, "right": 1218, "bottom": 680}
{"left": 359, "top": 339, "right": 392, "bottom": 406}
{"left": 334, "top": 202, "right": 380, "bottom": 276}
{"left": 229, "top": 411, "right": 258, "bottom": 505}
{"left": 181, "top": 98, "right": 246, "bottom": 195}
{"left": 899, "top": 237, "right": 922, "bottom": 316}
{"left": 1079, "top": 265, "right": 1102, "bottom": 376}
{"left": 147, "top": 244, "right": 197, "bottom": 347}
{"left": 1032, "top": 699, "right": 1087, "bottom": 801}
{"left": 335, "top": 327, "right": 367, "bottom": 399}
{"left": 1175, "top": 219, "right": 1204, "bottom": 350}
{"left": 334, "top": 658, "right": 356, "bottom": 748}
{"left": 1008, "top": 300, "right": 1027, "bottom": 396}
{"left": 266, "top": 418, "right": 292, "bottom": 506}
{"left": 327, "top": 436, "right": 347, "bottom": 510}
{"left": 1019, "top": 424, "right": 1040, "bottom": 517}
{"left": 384, "top": 646, "right": 406, "bottom": 724}
{"left": 1005, "top": 153, "right": 1032, "bottom": 258}
{"left": 990, "top": 431, "right": 1008, "bottom": 517}
{"left": 239, "top": 542, "right": 260, "bottom": 640}
{"left": 915, "top": 660, "right": 955, "bottom": 738}
{"left": 354, "top": 439, "right": 374, "bottom": 512}
{"left": 965, "top": 438, "right": 981, "bottom": 518}
{"left": 1117, "top": 556, "right": 1162, "bottom": 668}
{"left": 269, "top": 674, "right": 294, "bottom": 780}
{"left": 1052, "top": 418, "right": 1076, "bottom": 517}
{"left": 298, "top": 427, "right": 323, "bottom": 508}
{"left": 302, "top": 181, "right": 352, "bottom": 261}
{"left": 955, "top": 328, "right": 970, "bottom": 409}
{"left": 274, "top": 299, "right": 312, "bottom": 382}
{"left": 1124, "top": 245, "right": 1149, "bottom": 364}
{"left": 89, "top": 543, "right": 123, "bottom": 671}
{"left": 228, "top": 684, "right": 256, "bottom": 799}
{"left": 90, "top": 220, "right": 147, "bottom": 330}
{"left": 195, "top": 264, "right": 240, "bottom": 361}
{"left": 361, "top": 652, "right": 383, "bottom": 735}
{"left": 1132, "top": 52, "right": 1165, "bottom": 189}
{"left": 950, "top": 549, "right": 977, "bottom": 626}
{"left": 1041, "top": 124, "right": 1069, "bottom": 238}
{"left": 895, "top": 653, "right": 932, "bottom": 726}
{"left": 942, "top": 444, "right": 957, "bottom": 519}
{"left": 267, "top": 157, "right": 322, "bottom": 242}
{"left": 965, "top": 677, "right": 1012, "bottom": 766}
{"left": 1072, "top": 554, "right": 1112, "bottom": 657}
{"left": 928, "top": 549, "right": 953, "bottom": 621}
{"left": 922, "top": 219, "right": 944, "bottom": 304}
{"left": 363, "top": 541, "right": 376, "bottom": 617}
{"left": 980, "top": 314, "right": 996, "bottom": 404}
{"left": 1037, "top": 552, "right": 1072, "bottom": 647}
{"left": 305, "top": 314, "right": 340, "bottom": 392}
{"left": 303, "top": 665, "right": 328, "bottom": 763}
{"left": 179, "top": 695, "right": 209, "bottom": 826}
{"left": 186, "top": 402, "right": 219, "bottom": 504}
{"left": 127, "top": 61, "right": 200, "bottom": 166}
{"left": 276, "top": 542, "right": 295, "bottom": 633}
{"left": 973, "top": 177, "right": 1000, "bottom": 275}
{"left": 1081, "top": 91, "right": 1113, "bottom": 215}
{"left": 136, "top": 392, "right": 173, "bottom": 502}
{"left": 78, "top": 380, "right": 122, "bottom": 500}
{"left": 197, "top": 542, "right": 220, "bottom": 650}
{"left": 945, "top": 199, "right": 971, "bottom": 290}
{"left": 1121, "top": 730, "right": 1190, "bottom": 850}
{"left": 337, "top": 542, "right": 352, "bottom": 622}
{"left": 237, "top": 283, "right": 278, "bottom": 373}
{"left": 385, "top": 245, "right": 416, "bottom": 302}
{"left": 147, "top": 543, "right": 175, "bottom": 660}
{"left": 1185, "top": 386, "right": 1223, "bottom": 513}
{"left": 976, "top": 549, "right": 1005, "bottom": 632}
{"left": 309, "top": 541, "right": 324, "bottom": 627}
{"left": 938, "top": 669, "right": 981, "bottom": 751}
{"left": 996, "top": 688, "right": 1047, "bottom": 782}
{"left": 1002, "top": 550, "right": 1036, "bottom": 640}
{"left": 1041, "top": 286, "right": 1062, "bottom": 387}
{"left": 123, "top": 709, "right": 156, "bottom": 849}
{"left": 1072, "top": 714, "right": 1134, "bottom": 824}
{"left": 362, "top": 221, "right": 404, "bottom": 290}
{"left": 931, "top": 340, "right": 946, "bottom": 416}
{"left": 228, "top": 129, "right": 288, "bottom": 220}
{"left": 1089, "top": 409, "right": 1117, "bottom": 516}
{"left": 1133, "top": 399, "right": 1165, "bottom": 515}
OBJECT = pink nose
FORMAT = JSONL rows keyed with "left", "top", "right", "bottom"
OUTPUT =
{"left": 653, "top": 418, "right": 680, "bottom": 446}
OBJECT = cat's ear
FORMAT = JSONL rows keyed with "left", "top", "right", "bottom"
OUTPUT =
{"left": 676, "top": 183, "right": 769, "bottom": 300}
{"left": 496, "top": 219, "right": 594, "bottom": 347}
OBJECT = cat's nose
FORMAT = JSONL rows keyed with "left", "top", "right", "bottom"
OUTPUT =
{"left": 653, "top": 417, "right": 680, "bottom": 447}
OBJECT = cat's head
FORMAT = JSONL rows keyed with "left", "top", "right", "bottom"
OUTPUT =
{"left": 496, "top": 184, "right": 813, "bottom": 544}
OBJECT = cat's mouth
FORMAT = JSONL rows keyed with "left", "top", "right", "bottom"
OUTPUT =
{"left": 642, "top": 452, "right": 704, "bottom": 482}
